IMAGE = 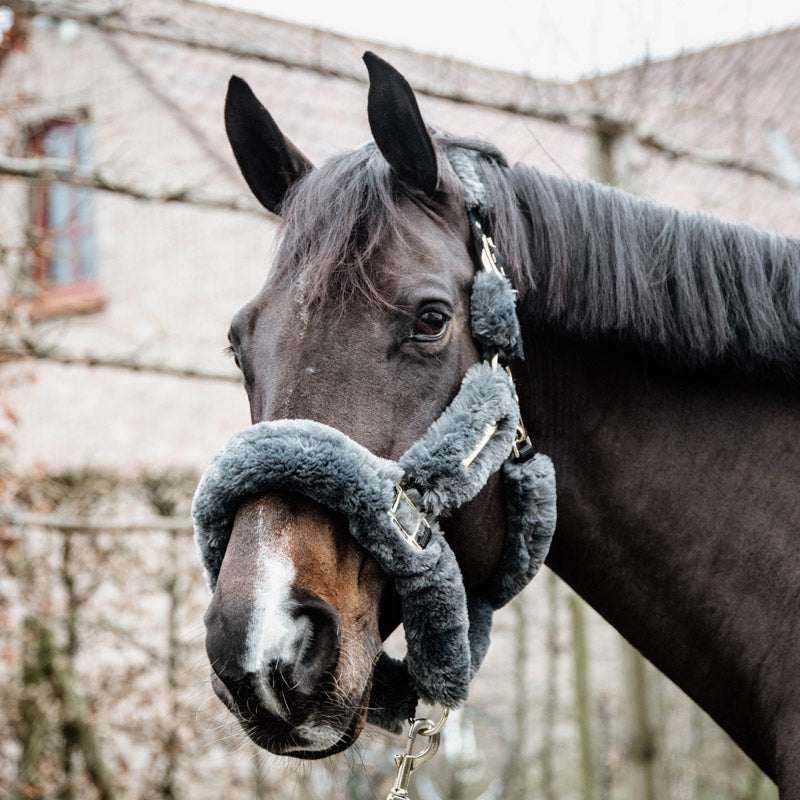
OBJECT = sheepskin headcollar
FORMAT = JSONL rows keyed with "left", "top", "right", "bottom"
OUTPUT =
{"left": 192, "top": 151, "right": 557, "bottom": 732}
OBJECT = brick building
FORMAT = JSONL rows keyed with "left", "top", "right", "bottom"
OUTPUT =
{"left": 0, "top": 1, "right": 797, "bottom": 797}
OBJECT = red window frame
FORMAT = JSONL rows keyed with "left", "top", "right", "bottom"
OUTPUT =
{"left": 28, "top": 119, "right": 104, "bottom": 319}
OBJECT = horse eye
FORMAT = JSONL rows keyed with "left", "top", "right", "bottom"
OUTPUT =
{"left": 411, "top": 309, "right": 449, "bottom": 341}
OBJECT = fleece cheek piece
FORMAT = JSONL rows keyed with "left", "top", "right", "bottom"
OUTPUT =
{"left": 470, "top": 270, "right": 523, "bottom": 363}
{"left": 367, "top": 449, "right": 557, "bottom": 731}
{"left": 398, "top": 361, "right": 521, "bottom": 515}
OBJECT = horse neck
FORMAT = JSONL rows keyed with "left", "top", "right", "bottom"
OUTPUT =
{"left": 502, "top": 167, "right": 800, "bottom": 777}
{"left": 517, "top": 320, "right": 800, "bottom": 777}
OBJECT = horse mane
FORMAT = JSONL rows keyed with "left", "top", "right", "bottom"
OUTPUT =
{"left": 474, "top": 145, "right": 800, "bottom": 379}
{"left": 274, "top": 135, "right": 800, "bottom": 378}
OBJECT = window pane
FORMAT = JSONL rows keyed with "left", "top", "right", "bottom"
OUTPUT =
{"left": 44, "top": 123, "right": 75, "bottom": 159}
{"left": 76, "top": 124, "right": 95, "bottom": 280}
{"left": 47, "top": 181, "right": 71, "bottom": 228}
{"left": 33, "top": 120, "right": 97, "bottom": 290}
{"left": 50, "top": 229, "right": 72, "bottom": 284}
{"left": 76, "top": 123, "right": 92, "bottom": 165}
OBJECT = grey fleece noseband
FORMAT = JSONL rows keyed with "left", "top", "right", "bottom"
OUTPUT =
{"left": 192, "top": 152, "right": 557, "bottom": 732}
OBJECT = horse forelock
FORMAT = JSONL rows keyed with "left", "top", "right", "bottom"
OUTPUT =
{"left": 273, "top": 142, "right": 416, "bottom": 311}
{"left": 270, "top": 137, "right": 509, "bottom": 312}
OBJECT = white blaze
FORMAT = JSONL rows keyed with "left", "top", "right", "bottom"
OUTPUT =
{"left": 240, "top": 506, "right": 344, "bottom": 749}
{"left": 242, "top": 508, "right": 298, "bottom": 717}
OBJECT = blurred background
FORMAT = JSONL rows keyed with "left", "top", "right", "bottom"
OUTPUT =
{"left": 1, "top": 0, "right": 798, "bottom": 797}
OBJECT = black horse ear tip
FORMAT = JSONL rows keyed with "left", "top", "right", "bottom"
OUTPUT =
{"left": 227, "top": 75, "right": 254, "bottom": 100}
{"left": 363, "top": 51, "right": 394, "bottom": 77}
{"left": 363, "top": 51, "right": 378, "bottom": 75}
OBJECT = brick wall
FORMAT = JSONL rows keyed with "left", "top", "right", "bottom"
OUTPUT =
{"left": 0, "top": 18, "right": 274, "bottom": 475}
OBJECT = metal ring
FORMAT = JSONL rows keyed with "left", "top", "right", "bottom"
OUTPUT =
{"left": 416, "top": 708, "right": 450, "bottom": 737}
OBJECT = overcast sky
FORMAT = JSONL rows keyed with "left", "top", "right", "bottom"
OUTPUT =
{"left": 214, "top": 0, "right": 799, "bottom": 80}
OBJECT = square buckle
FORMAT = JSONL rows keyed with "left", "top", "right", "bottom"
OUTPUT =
{"left": 388, "top": 485, "right": 432, "bottom": 550}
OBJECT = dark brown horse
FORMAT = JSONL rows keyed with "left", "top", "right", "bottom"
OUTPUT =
{"left": 203, "top": 53, "right": 800, "bottom": 795}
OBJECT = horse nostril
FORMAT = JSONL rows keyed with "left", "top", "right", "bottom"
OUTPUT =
{"left": 290, "top": 590, "right": 341, "bottom": 694}
{"left": 203, "top": 595, "right": 249, "bottom": 685}
{"left": 204, "top": 579, "right": 342, "bottom": 709}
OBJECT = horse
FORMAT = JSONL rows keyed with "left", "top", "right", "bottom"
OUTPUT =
{"left": 200, "top": 52, "right": 800, "bottom": 795}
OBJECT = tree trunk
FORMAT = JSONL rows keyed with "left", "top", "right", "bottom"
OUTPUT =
{"left": 540, "top": 569, "right": 559, "bottom": 800}
{"left": 620, "top": 639, "right": 657, "bottom": 800}
{"left": 569, "top": 593, "right": 595, "bottom": 800}
{"left": 503, "top": 595, "right": 529, "bottom": 800}
{"left": 14, "top": 614, "right": 117, "bottom": 800}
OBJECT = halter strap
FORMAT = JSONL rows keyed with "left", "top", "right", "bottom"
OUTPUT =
{"left": 451, "top": 146, "right": 534, "bottom": 461}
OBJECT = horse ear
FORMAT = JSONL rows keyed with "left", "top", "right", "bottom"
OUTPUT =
{"left": 363, "top": 52, "right": 439, "bottom": 197}
{"left": 224, "top": 76, "right": 313, "bottom": 214}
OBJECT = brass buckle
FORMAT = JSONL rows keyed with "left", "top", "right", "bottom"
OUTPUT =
{"left": 388, "top": 485, "right": 432, "bottom": 550}
{"left": 473, "top": 219, "right": 505, "bottom": 278}
{"left": 505, "top": 365, "right": 535, "bottom": 461}
{"left": 512, "top": 421, "right": 535, "bottom": 462}
{"left": 490, "top": 353, "right": 535, "bottom": 462}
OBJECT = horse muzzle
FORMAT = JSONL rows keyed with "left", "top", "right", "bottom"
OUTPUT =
{"left": 207, "top": 668, "right": 366, "bottom": 758}
{"left": 202, "top": 494, "right": 382, "bottom": 757}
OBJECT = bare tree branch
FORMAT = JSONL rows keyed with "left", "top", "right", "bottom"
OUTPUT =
{"left": 636, "top": 127, "right": 796, "bottom": 188}
{"left": 1, "top": 507, "right": 193, "bottom": 532}
{"left": 0, "top": 334, "right": 240, "bottom": 382}
{"left": 2, "top": 136, "right": 791, "bottom": 210}
{"left": 0, "top": 153, "right": 266, "bottom": 214}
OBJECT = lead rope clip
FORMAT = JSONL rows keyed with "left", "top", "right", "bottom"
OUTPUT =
{"left": 385, "top": 710, "right": 450, "bottom": 800}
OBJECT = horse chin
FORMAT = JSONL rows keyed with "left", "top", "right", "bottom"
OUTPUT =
{"left": 209, "top": 668, "right": 371, "bottom": 758}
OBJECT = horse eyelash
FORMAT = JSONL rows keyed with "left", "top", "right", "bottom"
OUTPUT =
{"left": 224, "top": 345, "right": 243, "bottom": 372}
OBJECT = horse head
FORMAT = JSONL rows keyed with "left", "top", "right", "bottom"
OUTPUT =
{"left": 202, "top": 54, "right": 511, "bottom": 757}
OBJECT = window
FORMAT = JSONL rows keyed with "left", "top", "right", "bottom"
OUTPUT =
{"left": 28, "top": 120, "right": 104, "bottom": 319}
